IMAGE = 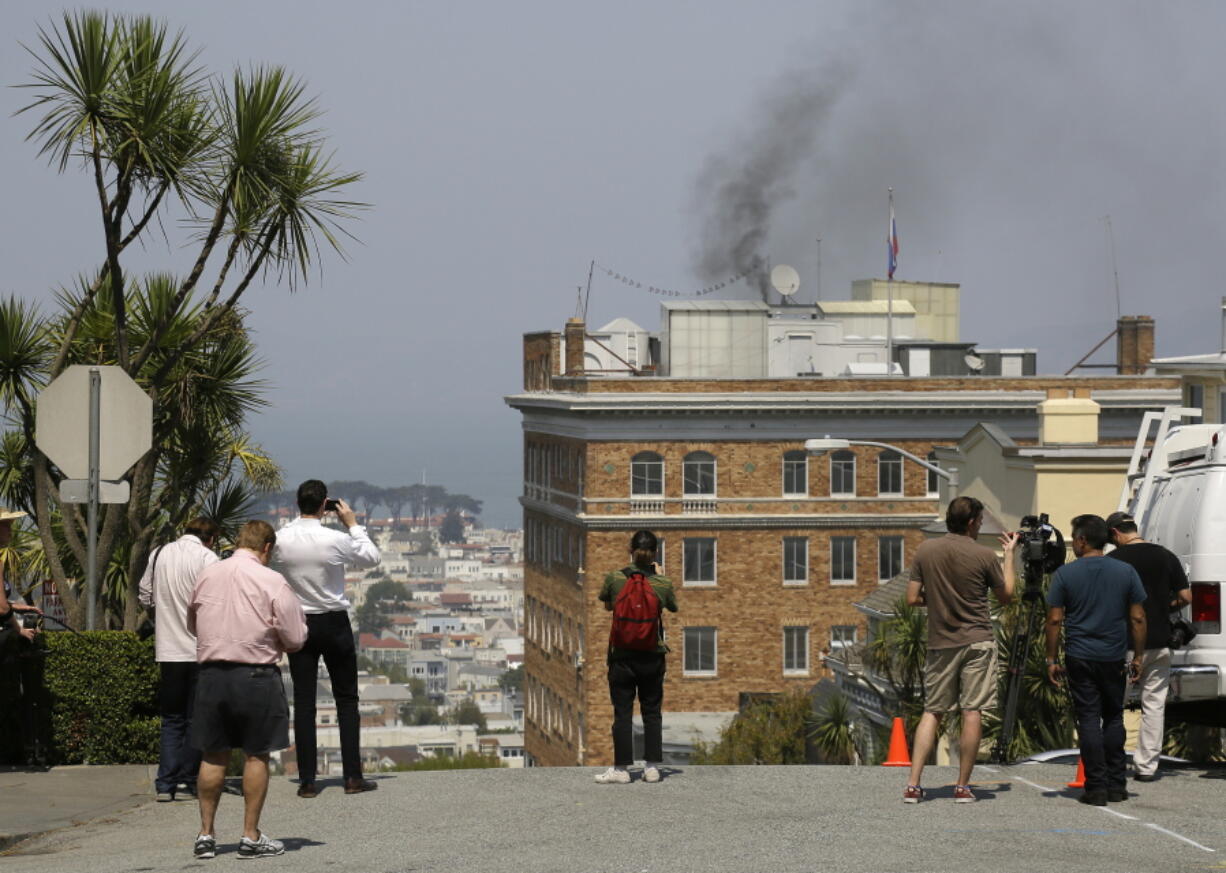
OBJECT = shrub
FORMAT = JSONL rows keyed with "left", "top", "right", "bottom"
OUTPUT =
{"left": 41, "top": 631, "right": 159, "bottom": 764}
{"left": 390, "top": 751, "right": 502, "bottom": 771}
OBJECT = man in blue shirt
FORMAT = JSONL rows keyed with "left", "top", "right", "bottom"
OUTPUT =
{"left": 1045, "top": 514, "right": 1146, "bottom": 806}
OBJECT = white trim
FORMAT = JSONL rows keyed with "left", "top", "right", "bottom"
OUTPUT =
{"left": 682, "top": 626, "right": 718, "bottom": 677}
{"left": 831, "top": 536, "right": 856, "bottom": 585}
{"left": 830, "top": 451, "right": 856, "bottom": 497}
{"left": 782, "top": 536, "right": 808, "bottom": 586}
{"left": 877, "top": 451, "right": 903, "bottom": 497}
{"left": 782, "top": 625, "right": 810, "bottom": 675}
{"left": 782, "top": 450, "right": 809, "bottom": 498}
{"left": 877, "top": 535, "right": 905, "bottom": 583}
{"left": 682, "top": 537, "right": 717, "bottom": 587}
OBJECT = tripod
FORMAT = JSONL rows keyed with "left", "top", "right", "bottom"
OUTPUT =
{"left": 990, "top": 560, "right": 1047, "bottom": 764}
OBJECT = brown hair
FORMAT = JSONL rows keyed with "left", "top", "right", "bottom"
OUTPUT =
{"left": 945, "top": 496, "right": 985, "bottom": 534}
{"left": 184, "top": 516, "right": 220, "bottom": 545}
{"left": 629, "top": 529, "right": 658, "bottom": 570}
{"left": 235, "top": 520, "right": 276, "bottom": 552}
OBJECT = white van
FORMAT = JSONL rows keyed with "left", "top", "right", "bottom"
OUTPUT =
{"left": 1121, "top": 408, "right": 1225, "bottom": 725}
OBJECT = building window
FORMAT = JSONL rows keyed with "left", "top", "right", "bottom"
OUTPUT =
{"left": 683, "top": 451, "right": 716, "bottom": 496}
{"left": 878, "top": 450, "right": 903, "bottom": 496}
{"left": 656, "top": 537, "right": 665, "bottom": 573}
{"left": 830, "top": 625, "right": 857, "bottom": 650}
{"left": 683, "top": 627, "right": 717, "bottom": 675}
{"left": 926, "top": 451, "right": 941, "bottom": 497}
{"left": 683, "top": 538, "right": 716, "bottom": 586}
{"left": 831, "top": 537, "right": 856, "bottom": 585}
{"left": 830, "top": 450, "right": 856, "bottom": 496}
{"left": 782, "top": 537, "right": 808, "bottom": 585}
{"left": 878, "top": 535, "right": 904, "bottom": 582}
{"left": 631, "top": 451, "right": 664, "bottom": 496}
{"left": 782, "top": 450, "right": 808, "bottom": 496}
{"left": 783, "top": 626, "right": 809, "bottom": 674}
{"left": 1187, "top": 383, "right": 1205, "bottom": 424}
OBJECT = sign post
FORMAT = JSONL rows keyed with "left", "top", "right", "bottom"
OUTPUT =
{"left": 36, "top": 365, "right": 152, "bottom": 630}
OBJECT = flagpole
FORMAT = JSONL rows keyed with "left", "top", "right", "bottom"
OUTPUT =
{"left": 886, "top": 188, "right": 894, "bottom": 376}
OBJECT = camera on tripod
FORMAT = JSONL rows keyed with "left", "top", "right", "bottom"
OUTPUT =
{"left": 1015, "top": 513, "right": 1066, "bottom": 598}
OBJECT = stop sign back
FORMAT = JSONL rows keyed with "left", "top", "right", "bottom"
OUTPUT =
{"left": 35, "top": 365, "right": 153, "bottom": 479}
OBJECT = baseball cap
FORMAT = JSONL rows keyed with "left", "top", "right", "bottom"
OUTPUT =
{"left": 1105, "top": 511, "right": 1135, "bottom": 530}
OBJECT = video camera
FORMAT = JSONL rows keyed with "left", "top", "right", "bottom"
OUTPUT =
{"left": 1015, "top": 513, "right": 1066, "bottom": 598}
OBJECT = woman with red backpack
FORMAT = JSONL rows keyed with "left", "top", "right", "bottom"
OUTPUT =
{"left": 595, "top": 529, "right": 678, "bottom": 784}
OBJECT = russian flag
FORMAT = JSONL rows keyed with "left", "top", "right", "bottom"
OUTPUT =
{"left": 887, "top": 199, "right": 899, "bottom": 280}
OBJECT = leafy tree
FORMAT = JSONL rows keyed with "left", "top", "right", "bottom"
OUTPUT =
{"left": 366, "top": 579, "right": 412, "bottom": 607}
{"left": 446, "top": 699, "right": 488, "bottom": 731}
{"left": 388, "top": 750, "right": 501, "bottom": 771}
{"left": 442, "top": 493, "right": 483, "bottom": 516}
{"left": 439, "top": 509, "right": 465, "bottom": 543}
{"left": 423, "top": 485, "right": 447, "bottom": 527}
{"left": 8, "top": 11, "right": 362, "bottom": 628}
{"left": 399, "top": 701, "right": 442, "bottom": 726}
{"left": 498, "top": 664, "right": 523, "bottom": 694}
{"left": 355, "top": 598, "right": 390, "bottom": 635}
{"left": 692, "top": 691, "right": 811, "bottom": 764}
{"left": 866, "top": 597, "right": 928, "bottom": 732}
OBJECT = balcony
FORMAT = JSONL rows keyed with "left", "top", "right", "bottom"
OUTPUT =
{"left": 630, "top": 499, "right": 665, "bottom": 515}
{"left": 682, "top": 499, "right": 718, "bottom": 514}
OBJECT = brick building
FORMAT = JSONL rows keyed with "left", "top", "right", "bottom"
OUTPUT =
{"left": 508, "top": 303, "right": 1178, "bottom": 767}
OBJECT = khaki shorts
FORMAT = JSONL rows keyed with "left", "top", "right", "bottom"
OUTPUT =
{"left": 924, "top": 640, "right": 998, "bottom": 713}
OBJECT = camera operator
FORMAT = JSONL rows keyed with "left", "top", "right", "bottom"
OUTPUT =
{"left": 1105, "top": 511, "right": 1191, "bottom": 782}
{"left": 903, "top": 496, "right": 1018, "bottom": 804}
{"left": 272, "top": 480, "right": 381, "bottom": 797}
{"left": 0, "top": 507, "right": 42, "bottom": 765}
{"left": 1045, "top": 514, "right": 1146, "bottom": 806}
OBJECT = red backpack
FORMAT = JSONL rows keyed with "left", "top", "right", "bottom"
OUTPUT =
{"left": 609, "top": 568, "right": 662, "bottom": 651}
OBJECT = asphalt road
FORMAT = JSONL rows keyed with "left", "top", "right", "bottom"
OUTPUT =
{"left": 3, "top": 763, "right": 1223, "bottom": 873}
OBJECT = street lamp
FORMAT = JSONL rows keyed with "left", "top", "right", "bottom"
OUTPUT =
{"left": 804, "top": 437, "right": 958, "bottom": 494}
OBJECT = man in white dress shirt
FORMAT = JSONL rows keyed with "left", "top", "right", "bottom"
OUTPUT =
{"left": 272, "top": 480, "right": 381, "bottom": 796}
{"left": 138, "top": 517, "right": 220, "bottom": 801}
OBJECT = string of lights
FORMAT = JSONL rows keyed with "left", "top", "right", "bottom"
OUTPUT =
{"left": 594, "top": 261, "right": 753, "bottom": 297}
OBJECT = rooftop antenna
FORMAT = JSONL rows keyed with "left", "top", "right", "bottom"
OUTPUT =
{"left": 770, "top": 264, "right": 800, "bottom": 305}
{"left": 1102, "top": 215, "right": 1122, "bottom": 319}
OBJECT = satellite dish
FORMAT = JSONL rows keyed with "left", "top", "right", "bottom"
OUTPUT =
{"left": 770, "top": 264, "right": 801, "bottom": 297}
{"left": 964, "top": 353, "right": 986, "bottom": 372}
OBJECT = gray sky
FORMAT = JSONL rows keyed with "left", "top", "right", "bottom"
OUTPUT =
{"left": 2, "top": 1, "right": 1223, "bottom": 527}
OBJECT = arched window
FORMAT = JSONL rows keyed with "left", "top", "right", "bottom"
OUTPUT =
{"left": 683, "top": 451, "right": 716, "bottom": 496}
{"left": 878, "top": 450, "right": 903, "bottom": 496}
{"left": 830, "top": 450, "right": 856, "bottom": 496}
{"left": 631, "top": 451, "right": 664, "bottom": 496}
{"left": 782, "top": 450, "right": 808, "bottom": 496}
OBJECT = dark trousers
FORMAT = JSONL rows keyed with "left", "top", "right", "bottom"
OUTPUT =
{"left": 0, "top": 630, "right": 46, "bottom": 766}
{"left": 289, "top": 611, "right": 361, "bottom": 781}
{"left": 156, "top": 662, "right": 201, "bottom": 793}
{"left": 1066, "top": 656, "right": 1128, "bottom": 793}
{"left": 608, "top": 652, "right": 665, "bottom": 767}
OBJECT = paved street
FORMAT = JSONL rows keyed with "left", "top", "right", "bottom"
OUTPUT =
{"left": 2, "top": 763, "right": 1223, "bottom": 873}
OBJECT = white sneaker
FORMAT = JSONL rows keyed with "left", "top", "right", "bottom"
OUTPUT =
{"left": 643, "top": 766, "right": 661, "bottom": 783}
{"left": 594, "top": 767, "right": 631, "bottom": 784}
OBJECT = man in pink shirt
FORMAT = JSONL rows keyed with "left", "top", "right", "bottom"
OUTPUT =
{"left": 187, "top": 520, "right": 307, "bottom": 860}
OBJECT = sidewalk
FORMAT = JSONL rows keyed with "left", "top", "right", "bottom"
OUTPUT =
{"left": 0, "top": 764, "right": 156, "bottom": 852}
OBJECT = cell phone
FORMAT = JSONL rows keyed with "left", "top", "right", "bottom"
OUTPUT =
{"left": 324, "top": 498, "right": 340, "bottom": 512}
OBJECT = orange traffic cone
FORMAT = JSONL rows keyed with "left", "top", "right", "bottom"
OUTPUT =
{"left": 1067, "top": 757, "right": 1085, "bottom": 788}
{"left": 881, "top": 717, "right": 912, "bottom": 767}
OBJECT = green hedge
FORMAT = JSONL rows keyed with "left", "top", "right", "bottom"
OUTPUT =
{"left": 42, "top": 631, "right": 160, "bottom": 765}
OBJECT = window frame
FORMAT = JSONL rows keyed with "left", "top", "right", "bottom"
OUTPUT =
{"left": 631, "top": 451, "right": 664, "bottom": 497}
{"left": 683, "top": 626, "right": 718, "bottom": 676}
{"left": 682, "top": 537, "right": 717, "bottom": 587}
{"left": 782, "top": 450, "right": 808, "bottom": 497}
{"left": 782, "top": 536, "right": 809, "bottom": 586}
{"left": 926, "top": 451, "right": 941, "bottom": 497}
{"left": 683, "top": 451, "right": 717, "bottom": 497}
{"left": 830, "top": 625, "right": 857, "bottom": 650}
{"left": 877, "top": 450, "right": 903, "bottom": 496}
{"left": 830, "top": 536, "right": 856, "bottom": 586}
{"left": 830, "top": 450, "right": 856, "bottom": 497}
{"left": 782, "top": 625, "right": 810, "bottom": 675}
{"left": 878, "top": 535, "right": 904, "bottom": 582}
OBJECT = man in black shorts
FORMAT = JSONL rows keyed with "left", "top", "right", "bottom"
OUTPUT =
{"left": 187, "top": 521, "right": 307, "bottom": 860}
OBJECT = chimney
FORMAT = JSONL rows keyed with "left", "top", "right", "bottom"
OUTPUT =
{"left": 564, "top": 318, "right": 585, "bottom": 377}
{"left": 1039, "top": 388, "right": 1100, "bottom": 445}
{"left": 1220, "top": 297, "right": 1226, "bottom": 354}
{"left": 1116, "top": 315, "right": 1154, "bottom": 375}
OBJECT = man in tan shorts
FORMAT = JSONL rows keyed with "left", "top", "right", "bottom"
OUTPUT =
{"left": 903, "top": 496, "right": 1017, "bottom": 803}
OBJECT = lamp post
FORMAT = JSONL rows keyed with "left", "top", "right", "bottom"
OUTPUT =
{"left": 804, "top": 437, "right": 958, "bottom": 495}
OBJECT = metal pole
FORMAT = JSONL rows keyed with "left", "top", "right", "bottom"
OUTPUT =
{"left": 86, "top": 368, "right": 101, "bottom": 631}
{"left": 886, "top": 189, "right": 894, "bottom": 375}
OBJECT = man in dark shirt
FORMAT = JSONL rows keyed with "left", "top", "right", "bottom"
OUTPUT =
{"left": 1105, "top": 511, "right": 1191, "bottom": 782}
{"left": 1046, "top": 514, "right": 1146, "bottom": 806}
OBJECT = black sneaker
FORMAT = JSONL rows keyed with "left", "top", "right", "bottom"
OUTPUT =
{"left": 194, "top": 834, "right": 216, "bottom": 860}
{"left": 1133, "top": 772, "right": 1158, "bottom": 782}
{"left": 238, "top": 832, "right": 285, "bottom": 859}
{"left": 1078, "top": 790, "right": 1108, "bottom": 806}
{"left": 1107, "top": 789, "right": 1128, "bottom": 802}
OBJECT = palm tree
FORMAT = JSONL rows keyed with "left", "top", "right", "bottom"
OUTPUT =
{"left": 810, "top": 691, "right": 863, "bottom": 764}
{"left": 866, "top": 597, "right": 929, "bottom": 731}
{"left": 10, "top": 11, "right": 363, "bottom": 627}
